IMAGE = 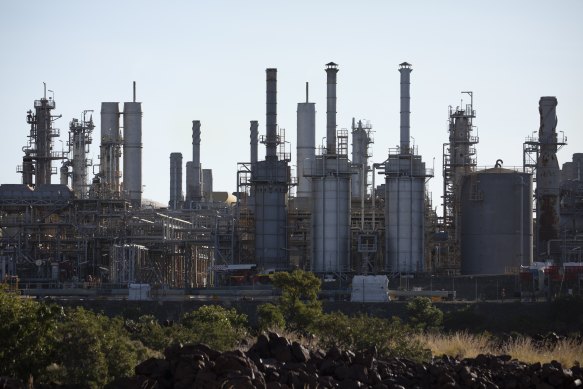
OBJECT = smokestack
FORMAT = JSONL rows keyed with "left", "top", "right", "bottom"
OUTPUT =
{"left": 266, "top": 68, "right": 278, "bottom": 161}
{"left": 250, "top": 120, "right": 258, "bottom": 165}
{"left": 185, "top": 161, "right": 194, "bottom": 203}
{"left": 123, "top": 101, "right": 142, "bottom": 207}
{"left": 325, "top": 62, "right": 339, "bottom": 155}
{"left": 192, "top": 120, "right": 202, "bottom": 200}
{"left": 399, "top": 62, "right": 412, "bottom": 154}
{"left": 536, "top": 96, "right": 560, "bottom": 256}
{"left": 169, "top": 152, "right": 183, "bottom": 210}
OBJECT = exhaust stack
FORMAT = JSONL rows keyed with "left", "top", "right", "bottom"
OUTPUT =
{"left": 265, "top": 69, "right": 278, "bottom": 161}
{"left": 536, "top": 96, "right": 560, "bottom": 257}
{"left": 169, "top": 152, "right": 183, "bottom": 209}
{"left": 325, "top": 62, "right": 339, "bottom": 155}
{"left": 250, "top": 120, "right": 258, "bottom": 166}
{"left": 192, "top": 120, "right": 202, "bottom": 201}
{"left": 399, "top": 62, "right": 412, "bottom": 154}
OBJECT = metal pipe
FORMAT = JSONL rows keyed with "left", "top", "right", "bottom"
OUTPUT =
{"left": 399, "top": 62, "right": 412, "bottom": 154}
{"left": 265, "top": 68, "right": 278, "bottom": 161}
{"left": 325, "top": 62, "right": 339, "bottom": 155}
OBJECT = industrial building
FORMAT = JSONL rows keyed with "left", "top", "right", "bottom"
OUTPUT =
{"left": 1, "top": 63, "right": 582, "bottom": 298}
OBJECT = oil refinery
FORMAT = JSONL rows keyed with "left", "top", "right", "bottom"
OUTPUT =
{"left": 1, "top": 63, "right": 582, "bottom": 299}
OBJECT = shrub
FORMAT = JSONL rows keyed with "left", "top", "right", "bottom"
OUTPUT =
{"left": 257, "top": 303, "right": 285, "bottom": 331}
{"left": 313, "top": 312, "right": 431, "bottom": 362}
{"left": 178, "top": 305, "right": 248, "bottom": 351}
{"left": 406, "top": 297, "right": 443, "bottom": 331}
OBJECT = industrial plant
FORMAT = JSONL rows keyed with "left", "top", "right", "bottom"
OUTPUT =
{"left": 1, "top": 62, "right": 582, "bottom": 299}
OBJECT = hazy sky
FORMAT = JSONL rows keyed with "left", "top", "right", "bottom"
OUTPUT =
{"left": 1, "top": 1, "right": 581, "bottom": 211}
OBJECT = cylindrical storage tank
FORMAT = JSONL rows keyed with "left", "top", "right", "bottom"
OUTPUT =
{"left": 312, "top": 174, "right": 351, "bottom": 273}
{"left": 385, "top": 174, "right": 425, "bottom": 273}
{"left": 460, "top": 168, "right": 533, "bottom": 275}
{"left": 169, "top": 153, "right": 183, "bottom": 209}
{"left": 123, "top": 102, "right": 142, "bottom": 207}
{"left": 100, "top": 102, "right": 121, "bottom": 193}
{"left": 296, "top": 102, "right": 316, "bottom": 198}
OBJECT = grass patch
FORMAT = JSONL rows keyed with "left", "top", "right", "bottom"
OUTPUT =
{"left": 417, "top": 332, "right": 583, "bottom": 366}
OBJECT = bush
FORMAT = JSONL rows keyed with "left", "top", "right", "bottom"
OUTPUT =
{"left": 178, "top": 305, "right": 248, "bottom": 351}
{"left": 406, "top": 297, "right": 444, "bottom": 331}
{"left": 52, "top": 307, "right": 143, "bottom": 388}
{"left": 313, "top": 312, "right": 431, "bottom": 362}
{"left": 257, "top": 303, "right": 285, "bottom": 331}
{"left": 126, "top": 315, "right": 174, "bottom": 351}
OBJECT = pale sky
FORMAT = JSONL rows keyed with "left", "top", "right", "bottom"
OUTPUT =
{"left": 1, "top": 1, "right": 581, "bottom": 212}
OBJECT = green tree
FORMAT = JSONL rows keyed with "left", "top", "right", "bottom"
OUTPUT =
{"left": 0, "top": 287, "right": 62, "bottom": 385}
{"left": 52, "top": 307, "right": 143, "bottom": 388}
{"left": 126, "top": 314, "right": 173, "bottom": 351}
{"left": 406, "top": 296, "right": 444, "bottom": 331}
{"left": 271, "top": 269, "right": 322, "bottom": 331}
{"left": 256, "top": 303, "right": 286, "bottom": 331}
{"left": 178, "top": 305, "right": 248, "bottom": 351}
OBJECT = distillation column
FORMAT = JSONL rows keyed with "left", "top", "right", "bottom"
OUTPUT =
{"left": 123, "top": 100, "right": 143, "bottom": 207}
{"left": 296, "top": 83, "right": 316, "bottom": 198}
{"left": 69, "top": 114, "right": 94, "bottom": 199}
{"left": 99, "top": 102, "right": 121, "bottom": 195}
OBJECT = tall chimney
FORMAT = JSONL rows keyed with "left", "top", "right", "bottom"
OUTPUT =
{"left": 325, "top": 62, "right": 339, "bottom": 155}
{"left": 266, "top": 68, "right": 278, "bottom": 161}
{"left": 250, "top": 120, "right": 258, "bottom": 165}
{"left": 192, "top": 120, "right": 202, "bottom": 201}
{"left": 399, "top": 62, "right": 412, "bottom": 154}
{"left": 169, "top": 152, "right": 183, "bottom": 210}
{"left": 536, "top": 96, "right": 560, "bottom": 257}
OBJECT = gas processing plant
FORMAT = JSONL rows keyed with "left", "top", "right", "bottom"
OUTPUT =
{"left": 1, "top": 63, "right": 582, "bottom": 298}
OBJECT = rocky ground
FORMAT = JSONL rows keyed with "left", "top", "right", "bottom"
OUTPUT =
{"left": 105, "top": 332, "right": 582, "bottom": 389}
{"left": 1, "top": 332, "right": 581, "bottom": 388}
